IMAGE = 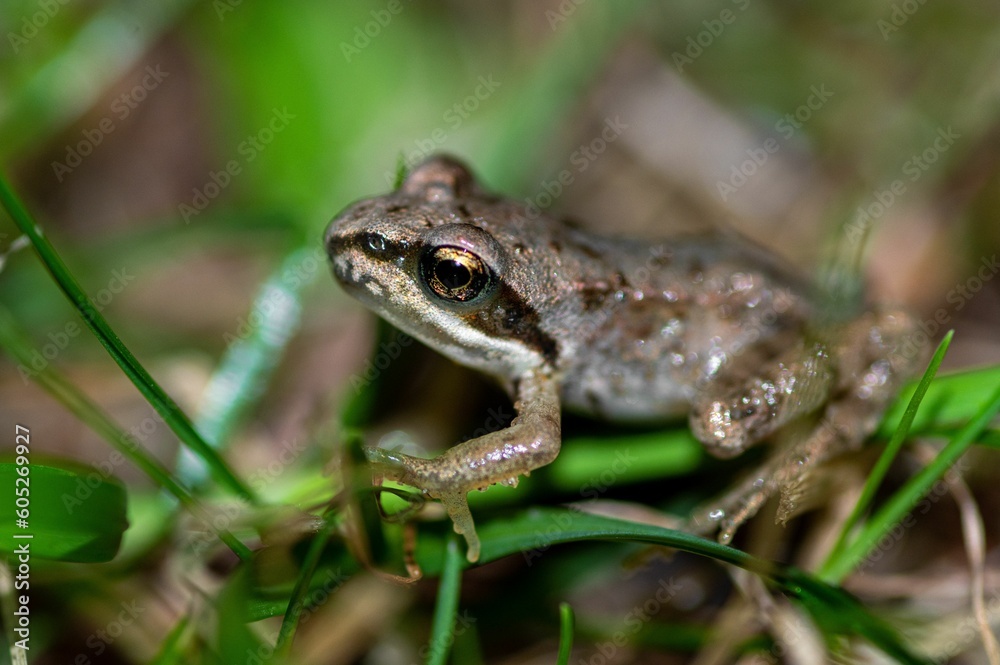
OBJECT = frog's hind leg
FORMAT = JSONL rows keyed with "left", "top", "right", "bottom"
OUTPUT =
{"left": 688, "top": 337, "right": 837, "bottom": 460}
{"left": 689, "top": 308, "right": 923, "bottom": 543}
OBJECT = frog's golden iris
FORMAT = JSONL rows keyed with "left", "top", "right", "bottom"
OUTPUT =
{"left": 419, "top": 244, "right": 496, "bottom": 304}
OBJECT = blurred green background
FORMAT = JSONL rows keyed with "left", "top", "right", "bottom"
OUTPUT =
{"left": 1, "top": 1, "right": 999, "bottom": 663}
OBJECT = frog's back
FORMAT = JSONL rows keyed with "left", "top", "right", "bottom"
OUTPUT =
{"left": 549, "top": 228, "right": 815, "bottom": 421}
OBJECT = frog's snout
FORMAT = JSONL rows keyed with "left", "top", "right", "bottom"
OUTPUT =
{"left": 323, "top": 227, "right": 350, "bottom": 279}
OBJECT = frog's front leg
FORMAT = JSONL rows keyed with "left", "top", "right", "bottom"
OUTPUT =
{"left": 366, "top": 370, "right": 561, "bottom": 562}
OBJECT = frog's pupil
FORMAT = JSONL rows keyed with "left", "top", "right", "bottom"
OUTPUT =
{"left": 419, "top": 244, "right": 495, "bottom": 304}
{"left": 437, "top": 259, "right": 471, "bottom": 290}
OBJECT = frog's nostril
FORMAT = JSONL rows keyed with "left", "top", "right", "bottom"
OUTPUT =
{"left": 361, "top": 232, "right": 388, "bottom": 254}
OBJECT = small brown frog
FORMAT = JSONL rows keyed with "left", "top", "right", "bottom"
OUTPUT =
{"left": 325, "top": 154, "right": 920, "bottom": 562}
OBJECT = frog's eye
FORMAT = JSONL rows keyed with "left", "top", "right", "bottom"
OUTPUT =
{"left": 419, "top": 245, "right": 496, "bottom": 304}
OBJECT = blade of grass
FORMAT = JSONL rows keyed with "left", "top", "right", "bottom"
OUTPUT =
{"left": 822, "top": 383, "right": 1000, "bottom": 583}
{"left": 0, "top": 173, "right": 255, "bottom": 503}
{"left": 217, "top": 565, "right": 270, "bottom": 664}
{"left": 273, "top": 506, "right": 340, "bottom": 659}
{"left": 344, "top": 431, "right": 392, "bottom": 566}
{"left": 557, "top": 602, "right": 575, "bottom": 665}
{"left": 820, "top": 331, "right": 953, "bottom": 579}
{"left": 980, "top": 429, "right": 1000, "bottom": 448}
{"left": 148, "top": 614, "right": 192, "bottom": 665}
{"left": 450, "top": 620, "right": 484, "bottom": 665}
{"left": 413, "top": 508, "right": 931, "bottom": 665}
{"left": 427, "top": 535, "right": 464, "bottom": 665}
{"left": 0, "top": 306, "right": 252, "bottom": 561}
{"left": 877, "top": 364, "right": 1000, "bottom": 437}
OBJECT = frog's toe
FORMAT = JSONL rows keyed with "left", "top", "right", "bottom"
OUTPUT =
{"left": 438, "top": 491, "right": 481, "bottom": 563}
{"left": 461, "top": 532, "right": 481, "bottom": 563}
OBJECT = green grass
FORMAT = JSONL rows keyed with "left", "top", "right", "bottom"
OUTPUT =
{"left": 557, "top": 602, "right": 575, "bottom": 665}
{"left": 821, "top": 331, "right": 955, "bottom": 580}
{"left": 426, "top": 536, "right": 465, "bottom": 665}
{"left": 0, "top": 174, "right": 255, "bottom": 503}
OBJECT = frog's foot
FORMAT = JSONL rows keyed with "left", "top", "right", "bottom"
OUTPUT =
{"left": 686, "top": 457, "right": 783, "bottom": 544}
{"left": 365, "top": 446, "right": 483, "bottom": 561}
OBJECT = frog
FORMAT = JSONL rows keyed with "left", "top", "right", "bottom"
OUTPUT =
{"left": 324, "top": 154, "right": 921, "bottom": 563}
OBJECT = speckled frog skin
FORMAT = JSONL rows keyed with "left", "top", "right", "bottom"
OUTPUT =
{"left": 325, "top": 154, "right": 920, "bottom": 562}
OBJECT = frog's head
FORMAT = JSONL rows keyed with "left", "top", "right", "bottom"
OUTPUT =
{"left": 325, "top": 155, "right": 558, "bottom": 377}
